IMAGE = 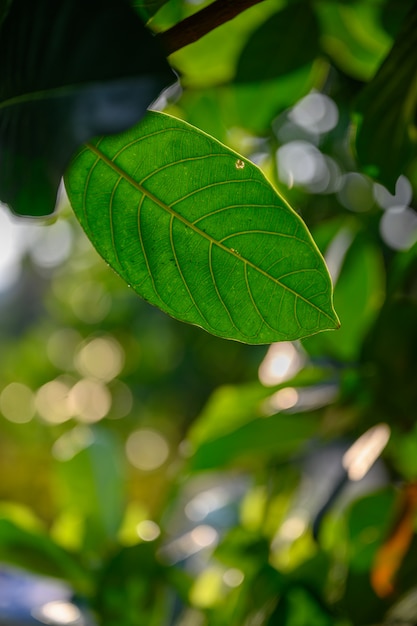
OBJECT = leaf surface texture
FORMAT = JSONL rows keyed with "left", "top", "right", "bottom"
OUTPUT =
{"left": 66, "top": 112, "right": 339, "bottom": 343}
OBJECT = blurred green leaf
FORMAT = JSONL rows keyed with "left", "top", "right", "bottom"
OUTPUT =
{"left": 188, "top": 367, "right": 333, "bottom": 447}
{"left": 288, "top": 551, "right": 332, "bottom": 599}
{"left": 381, "top": 0, "right": 415, "bottom": 38}
{"left": 391, "top": 425, "right": 417, "bottom": 479}
{"left": 235, "top": 3, "right": 320, "bottom": 82}
{"left": 355, "top": 4, "right": 417, "bottom": 189}
{"left": 394, "top": 537, "right": 417, "bottom": 601}
{"left": 0, "top": 0, "right": 11, "bottom": 23}
{"left": 267, "top": 586, "right": 333, "bottom": 626}
{"left": 0, "top": 518, "right": 90, "bottom": 591}
{"left": 189, "top": 411, "right": 319, "bottom": 470}
{"left": 303, "top": 226, "right": 385, "bottom": 361}
{"left": 347, "top": 489, "right": 395, "bottom": 573}
{"left": 362, "top": 297, "right": 417, "bottom": 424}
{"left": 213, "top": 531, "right": 285, "bottom": 626}
{"left": 173, "top": 63, "right": 324, "bottom": 142}
{"left": 188, "top": 382, "right": 274, "bottom": 447}
{"left": 95, "top": 542, "right": 175, "bottom": 625}
{"left": 316, "top": 2, "right": 391, "bottom": 81}
{"left": 0, "top": 0, "right": 174, "bottom": 216}
{"left": 55, "top": 427, "right": 125, "bottom": 554}
{"left": 334, "top": 489, "right": 396, "bottom": 625}
{"left": 66, "top": 110, "right": 338, "bottom": 344}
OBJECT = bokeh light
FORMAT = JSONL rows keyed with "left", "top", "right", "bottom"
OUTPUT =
{"left": 222, "top": 568, "right": 244, "bottom": 588}
{"left": 36, "top": 378, "right": 72, "bottom": 424}
{"left": 289, "top": 92, "right": 339, "bottom": 134}
{"left": 75, "top": 336, "right": 124, "bottom": 382}
{"left": 343, "top": 424, "right": 391, "bottom": 481}
{"left": 380, "top": 206, "right": 417, "bottom": 250}
{"left": 277, "top": 140, "right": 329, "bottom": 190}
{"left": 258, "top": 342, "right": 304, "bottom": 386}
{"left": 191, "top": 525, "right": 219, "bottom": 549}
{"left": 31, "top": 600, "right": 83, "bottom": 625}
{"left": 267, "top": 387, "right": 299, "bottom": 412}
{"left": 374, "top": 175, "right": 412, "bottom": 210}
{"left": 29, "top": 220, "right": 73, "bottom": 269}
{"left": 0, "top": 382, "right": 35, "bottom": 423}
{"left": 52, "top": 426, "right": 95, "bottom": 462}
{"left": 136, "top": 520, "right": 161, "bottom": 542}
{"left": 67, "top": 379, "right": 111, "bottom": 423}
{"left": 126, "top": 428, "right": 170, "bottom": 471}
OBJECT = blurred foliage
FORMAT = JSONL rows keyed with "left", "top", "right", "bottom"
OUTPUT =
{"left": 1, "top": 0, "right": 417, "bottom": 625}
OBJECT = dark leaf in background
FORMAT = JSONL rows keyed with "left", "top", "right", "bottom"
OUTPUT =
{"left": 303, "top": 226, "right": 384, "bottom": 362}
{"left": 360, "top": 244, "right": 417, "bottom": 429}
{"left": 95, "top": 543, "right": 172, "bottom": 624}
{"left": 381, "top": 0, "right": 416, "bottom": 38}
{"left": 235, "top": 3, "right": 320, "bottom": 82}
{"left": 267, "top": 586, "right": 333, "bottom": 626}
{"left": 355, "top": 4, "right": 417, "bottom": 190}
{"left": 0, "top": 0, "right": 174, "bottom": 217}
{"left": 131, "top": 0, "right": 171, "bottom": 20}
{"left": 0, "top": 0, "right": 11, "bottom": 24}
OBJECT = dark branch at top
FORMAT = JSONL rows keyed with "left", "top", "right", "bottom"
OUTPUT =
{"left": 157, "top": 0, "right": 266, "bottom": 55}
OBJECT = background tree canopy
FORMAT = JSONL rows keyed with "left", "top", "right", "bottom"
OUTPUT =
{"left": 0, "top": 0, "right": 417, "bottom": 625}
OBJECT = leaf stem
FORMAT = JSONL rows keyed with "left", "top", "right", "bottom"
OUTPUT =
{"left": 157, "top": 0, "right": 267, "bottom": 55}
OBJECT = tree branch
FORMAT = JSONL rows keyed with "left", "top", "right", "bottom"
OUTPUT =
{"left": 157, "top": 0, "right": 266, "bottom": 55}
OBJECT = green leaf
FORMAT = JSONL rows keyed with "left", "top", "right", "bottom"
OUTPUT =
{"left": 0, "top": 518, "right": 90, "bottom": 592}
{"left": 355, "top": 4, "right": 417, "bottom": 188}
{"left": 65, "top": 111, "right": 339, "bottom": 344}
{"left": 235, "top": 3, "right": 320, "bottom": 82}
{"left": 55, "top": 427, "right": 125, "bottom": 554}
{"left": 0, "top": 0, "right": 174, "bottom": 217}
{"left": 173, "top": 63, "right": 323, "bottom": 142}
{"left": 316, "top": 2, "right": 391, "bottom": 81}
{"left": 303, "top": 224, "right": 385, "bottom": 362}
{"left": 0, "top": 0, "right": 11, "bottom": 24}
{"left": 381, "top": 0, "right": 415, "bottom": 38}
{"left": 188, "top": 411, "right": 318, "bottom": 470}
{"left": 347, "top": 489, "right": 395, "bottom": 573}
{"left": 267, "top": 587, "right": 333, "bottom": 626}
{"left": 96, "top": 543, "right": 174, "bottom": 625}
{"left": 188, "top": 367, "right": 332, "bottom": 447}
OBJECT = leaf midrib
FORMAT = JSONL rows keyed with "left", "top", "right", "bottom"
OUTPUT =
{"left": 85, "top": 141, "right": 336, "bottom": 324}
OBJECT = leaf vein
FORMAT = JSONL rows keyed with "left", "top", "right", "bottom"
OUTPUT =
{"left": 85, "top": 142, "right": 335, "bottom": 324}
{"left": 244, "top": 265, "right": 276, "bottom": 335}
{"left": 208, "top": 243, "right": 241, "bottom": 334}
{"left": 170, "top": 217, "right": 216, "bottom": 330}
